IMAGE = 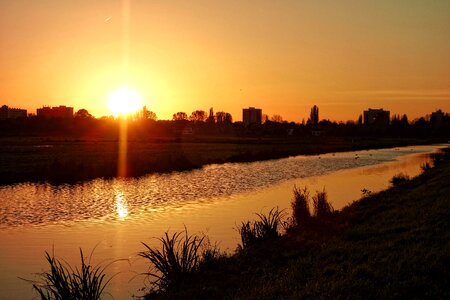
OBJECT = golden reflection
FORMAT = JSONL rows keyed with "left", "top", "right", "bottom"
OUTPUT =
{"left": 116, "top": 0, "right": 131, "bottom": 178}
{"left": 115, "top": 189, "right": 129, "bottom": 220}
{"left": 118, "top": 116, "right": 128, "bottom": 177}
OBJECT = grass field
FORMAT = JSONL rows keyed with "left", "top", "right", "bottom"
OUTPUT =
{"left": 145, "top": 148, "right": 450, "bottom": 299}
{"left": 0, "top": 136, "right": 442, "bottom": 185}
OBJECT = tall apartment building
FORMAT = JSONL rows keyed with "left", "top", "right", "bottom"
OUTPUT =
{"left": 243, "top": 107, "right": 262, "bottom": 127}
{"left": 431, "top": 109, "right": 445, "bottom": 124}
{"left": 363, "top": 108, "right": 390, "bottom": 126}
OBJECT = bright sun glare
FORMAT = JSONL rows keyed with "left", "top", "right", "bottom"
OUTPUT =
{"left": 107, "top": 86, "right": 143, "bottom": 116}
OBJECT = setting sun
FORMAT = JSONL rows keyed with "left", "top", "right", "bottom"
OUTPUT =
{"left": 0, "top": 1, "right": 449, "bottom": 299}
{"left": 107, "top": 86, "right": 143, "bottom": 116}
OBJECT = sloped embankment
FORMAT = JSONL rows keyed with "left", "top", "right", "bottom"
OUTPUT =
{"left": 150, "top": 150, "right": 450, "bottom": 299}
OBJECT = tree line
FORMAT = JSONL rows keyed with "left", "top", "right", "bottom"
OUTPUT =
{"left": 0, "top": 107, "right": 448, "bottom": 139}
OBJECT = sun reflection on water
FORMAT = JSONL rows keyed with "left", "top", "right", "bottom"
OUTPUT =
{"left": 0, "top": 146, "right": 441, "bottom": 227}
{"left": 114, "top": 190, "right": 129, "bottom": 220}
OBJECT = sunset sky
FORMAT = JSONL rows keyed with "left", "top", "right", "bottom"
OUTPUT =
{"left": 1, "top": 0, "right": 449, "bottom": 122}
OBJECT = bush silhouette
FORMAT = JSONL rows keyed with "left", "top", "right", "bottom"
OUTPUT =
{"left": 390, "top": 173, "right": 410, "bottom": 187}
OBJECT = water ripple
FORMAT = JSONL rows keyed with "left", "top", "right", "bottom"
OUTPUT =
{"left": 0, "top": 146, "right": 434, "bottom": 227}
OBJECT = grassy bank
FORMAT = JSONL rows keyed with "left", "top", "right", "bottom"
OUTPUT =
{"left": 145, "top": 149, "right": 450, "bottom": 299}
{"left": 0, "top": 136, "right": 442, "bottom": 185}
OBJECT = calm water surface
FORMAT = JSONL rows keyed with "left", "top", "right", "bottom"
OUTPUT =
{"left": 0, "top": 145, "right": 444, "bottom": 299}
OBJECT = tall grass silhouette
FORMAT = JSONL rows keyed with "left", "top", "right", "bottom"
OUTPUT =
{"left": 291, "top": 186, "right": 334, "bottom": 226}
{"left": 312, "top": 189, "right": 334, "bottom": 218}
{"left": 238, "top": 207, "right": 285, "bottom": 249}
{"left": 291, "top": 185, "right": 311, "bottom": 226}
{"left": 139, "top": 229, "right": 205, "bottom": 291}
{"left": 30, "top": 249, "right": 112, "bottom": 300}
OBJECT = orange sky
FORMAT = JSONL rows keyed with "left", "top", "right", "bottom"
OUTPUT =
{"left": 0, "top": 0, "right": 449, "bottom": 122}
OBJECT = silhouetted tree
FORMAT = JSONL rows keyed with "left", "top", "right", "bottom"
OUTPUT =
{"left": 309, "top": 105, "right": 319, "bottom": 125}
{"left": 271, "top": 115, "right": 283, "bottom": 123}
{"left": 401, "top": 114, "right": 408, "bottom": 125}
{"left": 140, "top": 106, "right": 157, "bottom": 121}
{"left": 215, "top": 111, "right": 232, "bottom": 123}
{"left": 391, "top": 114, "right": 400, "bottom": 123}
{"left": 189, "top": 110, "right": 207, "bottom": 122}
{"left": 357, "top": 114, "right": 363, "bottom": 125}
{"left": 74, "top": 109, "right": 93, "bottom": 119}
{"left": 172, "top": 112, "right": 188, "bottom": 121}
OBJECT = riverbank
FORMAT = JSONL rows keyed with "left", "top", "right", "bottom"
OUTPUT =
{"left": 0, "top": 136, "right": 444, "bottom": 185}
{"left": 148, "top": 148, "right": 450, "bottom": 299}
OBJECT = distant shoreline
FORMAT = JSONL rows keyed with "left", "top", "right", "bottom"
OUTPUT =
{"left": 0, "top": 136, "right": 446, "bottom": 186}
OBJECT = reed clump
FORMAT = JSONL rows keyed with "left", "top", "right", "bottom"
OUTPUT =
{"left": 139, "top": 229, "right": 207, "bottom": 291}
{"left": 291, "top": 186, "right": 334, "bottom": 227}
{"left": 238, "top": 207, "right": 285, "bottom": 249}
{"left": 30, "top": 249, "right": 111, "bottom": 300}
{"left": 291, "top": 185, "right": 311, "bottom": 226}
{"left": 312, "top": 189, "right": 334, "bottom": 218}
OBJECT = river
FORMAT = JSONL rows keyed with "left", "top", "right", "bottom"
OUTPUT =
{"left": 0, "top": 144, "right": 444, "bottom": 299}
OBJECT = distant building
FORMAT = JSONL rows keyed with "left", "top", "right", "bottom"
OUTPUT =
{"left": 363, "top": 108, "right": 390, "bottom": 126}
{"left": 0, "top": 106, "right": 7, "bottom": 119}
{"left": 243, "top": 107, "right": 262, "bottom": 127}
{"left": 430, "top": 109, "right": 445, "bottom": 124}
{"left": 37, "top": 105, "right": 73, "bottom": 118}
{"left": 0, "top": 105, "right": 27, "bottom": 119}
{"left": 207, "top": 107, "right": 215, "bottom": 123}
